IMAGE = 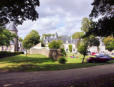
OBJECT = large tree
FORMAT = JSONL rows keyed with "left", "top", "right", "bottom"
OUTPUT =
{"left": 88, "top": 0, "right": 114, "bottom": 36}
{"left": 22, "top": 30, "right": 40, "bottom": 55}
{"left": 0, "top": 0, "right": 40, "bottom": 26}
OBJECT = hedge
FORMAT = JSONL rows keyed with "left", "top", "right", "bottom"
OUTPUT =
{"left": 0, "top": 51, "right": 24, "bottom": 58}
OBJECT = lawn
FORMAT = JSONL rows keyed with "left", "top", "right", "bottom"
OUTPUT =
{"left": 0, "top": 54, "right": 114, "bottom": 72}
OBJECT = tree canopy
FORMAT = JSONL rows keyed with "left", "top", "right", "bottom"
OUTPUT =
{"left": 0, "top": 27, "right": 15, "bottom": 46}
{"left": 22, "top": 30, "right": 40, "bottom": 50}
{"left": 0, "top": 0, "right": 40, "bottom": 26}
{"left": 48, "top": 40, "right": 63, "bottom": 49}
{"left": 81, "top": 18, "right": 92, "bottom": 33}
{"left": 87, "top": 36, "right": 100, "bottom": 47}
{"left": 88, "top": 0, "right": 114, "bottom": 36}
{"left": 103, "top": 36, "right": 114, "bottom": 51}
{"left": 90, "top": 0, "right": 114, "bottom": 17}
{"left": 72, "top": 32, "right": 84, "bottom": 39}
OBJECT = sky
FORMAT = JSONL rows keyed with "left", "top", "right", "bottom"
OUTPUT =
{"left": 17, "top": 0, "right": 93, "bottom": 38}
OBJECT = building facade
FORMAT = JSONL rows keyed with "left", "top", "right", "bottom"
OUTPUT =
{"left": 0, "top": 22, "right": 23, "bottom": 52}
{"left": 43, "top": 33, "right": 78, "bottom": 53}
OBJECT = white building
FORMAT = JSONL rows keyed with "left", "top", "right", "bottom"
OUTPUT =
{"left": 43, "top": 33, "right": 78, "bottom": 53}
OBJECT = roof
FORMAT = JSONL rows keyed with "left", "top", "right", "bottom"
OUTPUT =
{"left": 43, "top": 35, "right": 78, "bottom": 44}
{"left": 8, "top": 22, "right": 18, "bottom": 32}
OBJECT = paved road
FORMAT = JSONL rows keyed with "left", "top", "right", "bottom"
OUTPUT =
{"left": 0, "top": 64, "right": 114, "bottom": 87}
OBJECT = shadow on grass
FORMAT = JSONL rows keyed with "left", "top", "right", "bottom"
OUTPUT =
{"left": 1, "top": 62, "right": 112, "bottom": 72}
{"left": 0, "top": 56, "right": 54, "bottom": 64}
{"left": 0, "top": 54, "right": 114, "bottom": 72}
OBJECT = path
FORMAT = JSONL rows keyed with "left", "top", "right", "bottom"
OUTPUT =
{"left": 0, "top": 64, "right": 114, "bottom": 87}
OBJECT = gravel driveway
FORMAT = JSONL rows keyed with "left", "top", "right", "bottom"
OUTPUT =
{"left": 0, "top": 64, "right": 114, "bottom": 87}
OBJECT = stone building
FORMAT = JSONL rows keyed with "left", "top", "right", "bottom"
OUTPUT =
{"left": 0, "top": 22, "right": 23, "bottom": 52}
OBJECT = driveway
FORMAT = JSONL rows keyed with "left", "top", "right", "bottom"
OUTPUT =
{"left": 0, "top": 64, "right": 114, "bottom": 87}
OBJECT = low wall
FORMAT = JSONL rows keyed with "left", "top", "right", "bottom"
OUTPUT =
{"left": 29, "top": 48, "right": 49, "bottom": 57}
{"left": 29, "top": 48, "right": 62, "bottom": 60}
{"left": 49, "top": 49, "right": 62, "bottom": 60}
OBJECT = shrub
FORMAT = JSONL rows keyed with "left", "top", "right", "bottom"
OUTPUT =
{"left": 0, "top": 51, "right": 24, "bottom": 58}
{"left": 69, "top": 44, "right": 72, "bottom": 52}
{"left": 48, "top": 40, "right": 63, "bottom": 49}
{"left": 61, "top": 48, "right": 66, "bottom": 56}
{"left": 58, "top": 57, "right": 67, "bottom": 64}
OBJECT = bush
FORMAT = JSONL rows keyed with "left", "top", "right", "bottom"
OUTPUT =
{"left": 58, "top": 57, "right": 67, "bottom": 64}
{"left": 61, "top": 48, "right": 66, "bottom": 56}
{"left": 48, "top": 40, "right": 63, "bottom": 49}
{"left": 69, "top": 44, "right": 72, "bottom": 52}
{"left": 0, "top": 51, "right": 24, "bottom": 58}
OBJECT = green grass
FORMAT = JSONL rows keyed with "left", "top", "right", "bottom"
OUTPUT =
{"left": 0, "top": 54, "right": 114, "bottom": 72}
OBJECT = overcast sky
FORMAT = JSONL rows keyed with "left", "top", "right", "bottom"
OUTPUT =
{"left": 17, "top": 0, "right": 93, "bottom": 38}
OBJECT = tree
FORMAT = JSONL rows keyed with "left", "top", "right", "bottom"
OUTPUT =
{"left": 81, "top": 18, "right": 100, "bottom": 52}
{"left": 88, "top": 0, "right": 114, "bottom": 36}
{"left": 48, "top": 40, "right": 63, "bottom": 49}
{"left": 103, "top": 36, "right": 114, "bottom": 52}
{"left": 72, "top": 32, "right": 84, "bottom": 39}
{"left": 78, "top": 42, "right": 88, "bottom": 63}
{"left": 0, "top": 0, "right": 40, "bottom": 26}
{"left": 69, "top": 44, "right": 72, "bottom": 53}
{"left": 60, "top": 48, "right": 66, "bottom": 56}
{"left": 0, "top": 28, "right": 15, "bottom": 50}
{"left": 19, "top": 37, "right": 23, "bottom": 42}
{"left": 72, "top": 32, "right": 84, "bottom": 48}
{"left": 22, "top": 30, "right": 40, "bottom": 56}
{"left": 86, "top": 17, "right": 114, "bottom": 37}
{"left": 81, "top": 18, "right": 92, "bottom": 33}
{"left": 87, "top": 36, "right": 100, "bottom": 52}
{"left": 90, "top": 0, "right": 114, "bottom": 17}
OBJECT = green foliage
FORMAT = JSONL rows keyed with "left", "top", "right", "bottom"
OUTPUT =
{"left": 48, "top": 40, "right": 63, "bottom": 49}
{"left": 89, "top": 0, "right": 114, "bottom": 37}
{"left": 69, "top": 44, "right": 72, "bottom": 52}
{"left": 72, "top": 32, "right": 84, "bottom": 39}
{"left": 103, "top": 36, "right": 114, "bottom": 51}
{"left": 78, "top": 42, "right": 88, "bottom": 63}
{"left": 78, "top": 43, "right": 88, "bottom": 56}
{"left": 58, "top": 57, "right": 67, "bottom": 64}
{"left": 23, "top": 30, "right": 40, "bottom": 49}
{"left": 0, "top": 54, "right": 113, "bottom": 71}
{"left": 87, "top": 36, "right": 100, "bottom": 47}
{"left": 19, "top": 37, "right": 23, "bottom": 42}
{"left": 61, "top": 48, "right": 66, "bottom": 56}
{"left": 81, "top": 18, "right": 92, "bottom": 33}
{"left": 0, "top": 51, "right": 24, "bottom": 58}
{"left": 90, "top": 0, "right": 114, "bottom": 17}
{"left": 43, "top": 34, "right": 54, "bottom": 38}
{"left": 0, "top": 28, "right": 15, "bottom": 46}
{"left": 0, "top": 0, "right": 40, "bottom": 26}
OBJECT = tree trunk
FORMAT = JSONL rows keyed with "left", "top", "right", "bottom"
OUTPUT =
{"left": 26, "top": 50, "right": 27, "bottom": 56}
{"left": 82, "top": 55, "right": 85, "bottom": 64}
{"left": 97, "top": 46, "right": 100, "bottom": 53}
{"left": 1, "top": 46, "right": 4, "bottom": 51}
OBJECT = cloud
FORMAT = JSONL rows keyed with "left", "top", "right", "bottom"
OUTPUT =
{"left": 17, "top": 0, "right": 93, "bottom": 38}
